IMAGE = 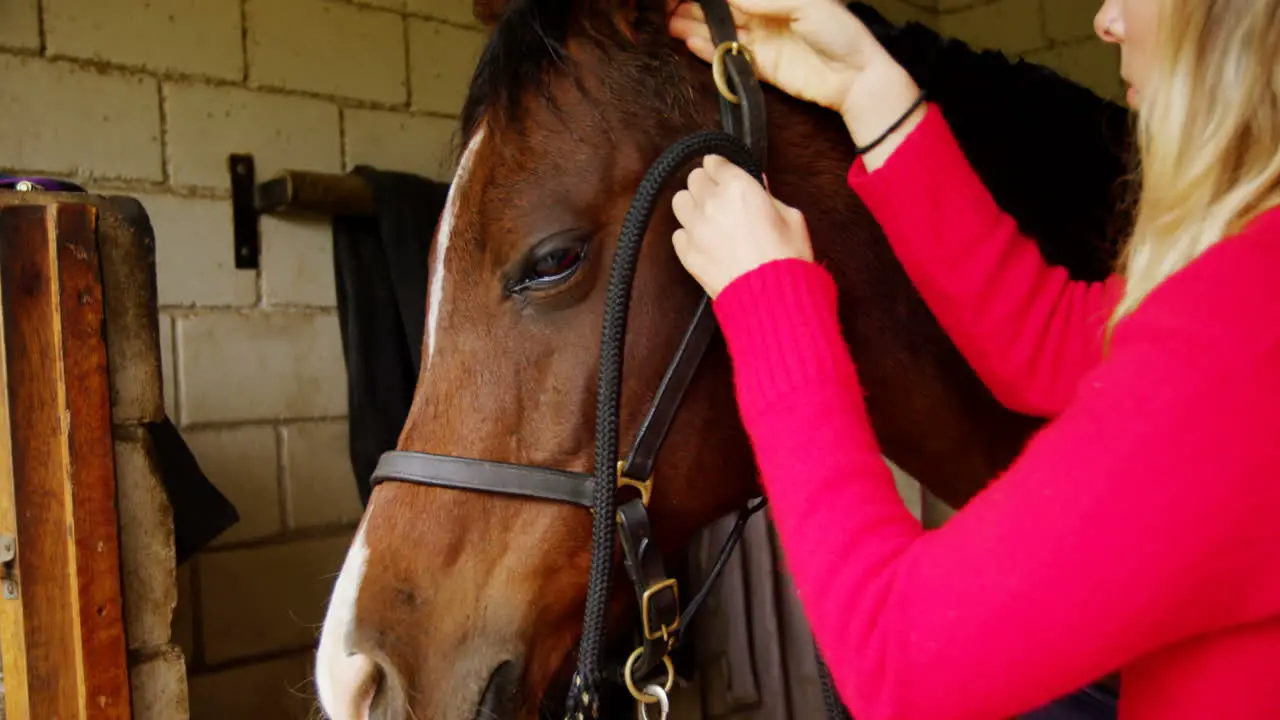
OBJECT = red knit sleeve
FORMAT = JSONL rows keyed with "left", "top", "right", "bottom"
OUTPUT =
{"left": 709, "top": 254, "right": 1280, "bottom": 720}
{"left": 846, "top": 104, "right": 1122, "bottom": 418}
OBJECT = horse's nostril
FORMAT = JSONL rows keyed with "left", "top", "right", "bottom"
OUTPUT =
{"left": 367, "top": 657, "right": 408, "bottom": 720}
{"left": 476, "top": 659, "right": 522, "bottom": 719}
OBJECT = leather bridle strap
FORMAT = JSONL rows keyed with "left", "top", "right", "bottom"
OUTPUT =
{"left": 371, "top": 451, "right": 595, "bottom": 508}
{"left": 617, "top": 0, "right": 768, "bottom": 486}
{"left": 702, "top": 0, "right": 768, "bottom": 161}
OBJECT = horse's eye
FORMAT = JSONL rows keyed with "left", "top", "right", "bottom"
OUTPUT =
{"left": 508, "top": 235, "right": 588, "bottom": 294}
{"left": 532, "top": 246, "right": 583, "bottom": 280}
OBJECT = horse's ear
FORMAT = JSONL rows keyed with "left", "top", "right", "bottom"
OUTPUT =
{"left": 473, "top": 0, "right": 507, "bottom": 26}
{"left": 471, "top": 0, "right": 650, "bottom": 35}
{"left": 611, "top": 0, "right": 640, "bottom": 42}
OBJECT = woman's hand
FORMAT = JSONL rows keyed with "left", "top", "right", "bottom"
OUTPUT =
{"left": 667, "top": 0, "right": 886, "bottom": 116}
{"left": 668, "top": 0, "right": 927, "bottom": 168}
{"left": 671, "top": 154, "right": 814, "bottom": 299}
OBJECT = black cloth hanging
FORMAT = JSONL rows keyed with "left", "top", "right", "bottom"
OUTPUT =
{"left": 143, "top": 417, "right": 240, "bottom": 565}
{"left": 331, "top": 166, "right": 450, "bottom": 505}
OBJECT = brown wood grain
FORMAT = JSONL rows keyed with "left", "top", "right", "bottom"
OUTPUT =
{"left": 56, "top": 204, "right": 133, "bottom": 719}
{"left": 0, "top": 211, "right": 33, "bottom": 720}
{"left": 0, "top": 204, "right": 88, "bottom": 720}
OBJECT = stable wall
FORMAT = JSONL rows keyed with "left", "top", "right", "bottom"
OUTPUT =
{"left": 0, "top": 0, "right": 1123, "bottom": 716}
{"left": 871, "top": 0, "right": 1123, "bottom": 101}
{"left": 1, "top": 0, "right": 483, "bottom": 717}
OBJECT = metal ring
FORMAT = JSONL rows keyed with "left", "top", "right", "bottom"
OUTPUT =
{"left": 624, "top": 647, "right": 674, "bottom": 704}
{"left": 711, "top": 40, "right": 754, "bottom": 105}
{"left": 636, "top": 684, "right": 671, "bottom": 720}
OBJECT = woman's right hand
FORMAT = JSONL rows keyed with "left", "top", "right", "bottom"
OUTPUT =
{"left": 668, "top": 0, "right": 927, "bottom": 168}
{"left": 667, "top": 0, "right": 891, "bottom": 117}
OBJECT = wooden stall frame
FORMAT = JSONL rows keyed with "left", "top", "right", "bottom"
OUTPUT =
{"left": 0, "top": 202, "right": 135, "bottom": 720}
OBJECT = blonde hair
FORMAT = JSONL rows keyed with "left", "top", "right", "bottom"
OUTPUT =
{"left": 1111, "top": 0, "right": 1280, "bottom": 328}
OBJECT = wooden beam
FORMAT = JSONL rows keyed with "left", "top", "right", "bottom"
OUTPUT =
{"left": 0, "top": 203, "right": 87, "bottom": 718}
{"left": 255, "top": 170, "right": 374, "bottom": 217}
{"left": 0, "top": 208, "right": 32, "bottom": 720}
{"left": 0, "top": 202, "right": 133, "bottom": 718}
{"left": 57, "top": 204, "right": 132, "bottom": 719}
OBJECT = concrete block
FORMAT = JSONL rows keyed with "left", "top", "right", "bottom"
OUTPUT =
{"left": 0, "top": 56, "right": 162, "bottom": 180}
{"left": 175, "top": 311, "right": 348, "bottom": 423}
{"left": 922, "top": 489, "right": 957, "bottom": 530}
{"left": 1043, "top": 0, "right": 1100, "bottom": 43}
{"left": 261, "top": 215, "right": 338, "bottom": 307}
{"left": 408, "top": 18, "right": 486, "bottom": 115}
{"left": 355, "top": 0, "right": 405, "bottom": 9}
{"left": 1025, "top": 40, "right": 1124, "bottom": 101}
{"left": 114, "top": 431, "right": 179, "bottom": 651}
{"left": 182, "top": 425, "right": 283, "bottom": 544}
{"left": 96, "top": 195, "right": 168, "bottom": 425}
{"left": 938, "top": 0, "right": 1045, "bottom": 56}
{"left": 284, "top": 421, "right": 363, "bottom": 529}
{"left": 44, "top": 0, "right": 243, "bottom": 79}
{"left": 130, "top": 646, "right": 191, "bottom": 720}
{"left": 188, "top": 651, "right": 318, "bottom": 720}
{"left": 165, "top": 82, "right": 341, "bottom": 189}
{"left": 197, "top": 533, "right": 353, "bottom": 663}
{"left": 247, "top": 0, "right": 406, "bottom": 103}
{"left": 885, "top": 456, "right": 923, "bottom": 523}
{"left": 0, "top": 0, "right": 40, "bottom": 50}
{"left": 407, "top": 0, "right": 482, "bottom": 26}
{"left": 344, "top": 108, "right": 460, "bottom": 180}
{"left": 159, "top": 313, "right": 176, "bottom": 419}
{"left": 134, "top": 193, "right": 257, "bottom": 307}
{"left": 172, "top": 563, "right": 196, "bottom": 664}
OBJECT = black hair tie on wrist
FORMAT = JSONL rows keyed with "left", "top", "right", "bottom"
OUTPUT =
{"left": 854, "top": 89, "right": 928, "bottom": 156}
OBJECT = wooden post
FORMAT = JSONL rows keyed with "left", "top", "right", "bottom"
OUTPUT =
{"left": 0, "top": 202, "right": 133, "bottom": 719}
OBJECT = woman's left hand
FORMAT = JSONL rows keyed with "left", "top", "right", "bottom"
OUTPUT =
{"left": 671, "top": 154, "right": 815, "bottom": 299}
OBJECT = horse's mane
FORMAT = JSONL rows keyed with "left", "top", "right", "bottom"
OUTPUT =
{"left": 850, "top": 4, "right": 1137, "bottom": 279}
{"left": 460, "top": 0, "right": 695, "bottom": 140}
{"left": 460, "top": 0, "right": 1137, "bottom": 281}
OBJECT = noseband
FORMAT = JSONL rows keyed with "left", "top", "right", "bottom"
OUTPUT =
{"left": 368, "top": 3, "right": 846, "bottom": 718}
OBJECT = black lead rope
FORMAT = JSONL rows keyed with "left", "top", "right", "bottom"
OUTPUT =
{"left": 565, "top": 131, "right": 763, "bottom": 719}
{"left": 562, "top": 126, "right": 857, "bottom": 719}
{"left": 563, "top": 0, "right": 855, "bottom": 715}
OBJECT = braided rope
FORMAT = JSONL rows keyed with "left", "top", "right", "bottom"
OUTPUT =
{"left": 564, "top": 130, "right": 762, "bottom": 718}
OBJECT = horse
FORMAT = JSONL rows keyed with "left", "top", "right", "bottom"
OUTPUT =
{"left": 313, "top": 0, "right": 1135, "bottom": 718}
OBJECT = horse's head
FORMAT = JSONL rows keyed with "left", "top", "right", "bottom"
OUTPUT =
{"left": 313, "top": 0, "right": 1141, "bottom": 714}
{"left": 316, "top": 1, "right": 773, "bottom": 717}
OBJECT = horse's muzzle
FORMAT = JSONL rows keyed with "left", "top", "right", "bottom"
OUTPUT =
{"left": 476, "top": 659, "right": 523, "bottom": 720}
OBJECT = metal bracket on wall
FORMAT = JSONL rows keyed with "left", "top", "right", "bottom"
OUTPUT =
{"left": 228, "top": 152, "right": 377, "bottom": 271}
{"left": 229, "top": 153, "right": 259, "bottom": 270}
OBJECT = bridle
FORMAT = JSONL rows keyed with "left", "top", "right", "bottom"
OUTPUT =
{"left": 367, "top": 2, "right": 849, "bottom": 718}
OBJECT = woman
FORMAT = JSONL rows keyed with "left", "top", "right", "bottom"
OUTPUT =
{"left": 666, "top": 0, "right": 1280, "bottom": 718}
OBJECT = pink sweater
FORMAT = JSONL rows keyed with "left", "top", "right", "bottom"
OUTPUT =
{"left": 709, "top": 104, "right": 1280, "bottom": 720}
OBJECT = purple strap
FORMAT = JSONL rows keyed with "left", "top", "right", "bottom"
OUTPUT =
{"left": 0, "top": 174, "right": 86, "bottom": 193}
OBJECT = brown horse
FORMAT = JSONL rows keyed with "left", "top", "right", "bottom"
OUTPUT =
{"left": 314, "top": 1, "right": 1133, "bottom": 718}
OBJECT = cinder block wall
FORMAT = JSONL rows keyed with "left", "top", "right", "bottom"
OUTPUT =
{"left": 0, "top": 0, "right": 1122, "bottom": 715}
{"left": 869, "top": 0, "right": 1122, "bottom": 102}
{"left": 937, "top": 0, "right": 1123, "bottom": 101}
{"left": 1, "top": 0, "right": 483, "bottom": 717}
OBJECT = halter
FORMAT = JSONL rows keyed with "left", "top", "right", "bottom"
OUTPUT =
{"left": 368, "top": 2, "right": 849, "bottom": 717}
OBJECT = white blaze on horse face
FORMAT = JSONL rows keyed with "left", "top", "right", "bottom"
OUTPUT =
{"left": 315, "top": 516, "right": 375, "bottom": 720}
{"left": 427, "top": 127, "right": 486, "bottom": 368}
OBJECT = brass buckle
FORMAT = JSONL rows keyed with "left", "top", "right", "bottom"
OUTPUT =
{"left": 616, "top": 460, "right": 653, "bottom": 507}
{"left": 711, "top": 40, "right": 755, "bottom": 105}
{"left": 641, "top": 577, "right": 680, "bottom": 643}
{"left": 624, "top": 647, "right": 674, "bottom": 704}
